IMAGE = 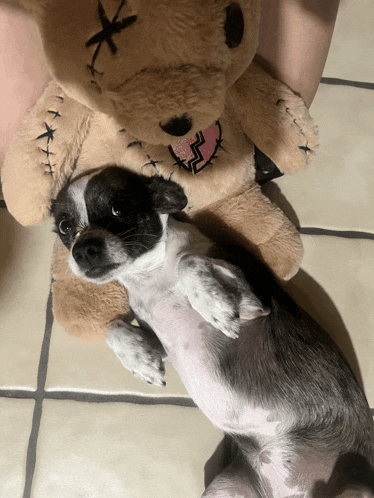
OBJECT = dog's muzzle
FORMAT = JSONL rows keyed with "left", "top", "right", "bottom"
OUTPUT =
{"left": 72, "top": 235, "right": 119, "bottom": 279}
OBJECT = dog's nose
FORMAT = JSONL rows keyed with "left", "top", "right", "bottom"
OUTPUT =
{"left": 159, "top": 114, "right": 193, "bottom": 137}
{"left": 72, "top": 237, "right": 104, "bottom": 269}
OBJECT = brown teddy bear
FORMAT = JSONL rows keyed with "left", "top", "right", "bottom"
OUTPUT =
{"left": 1, "top": 0, "right": 318, "bottom": 341}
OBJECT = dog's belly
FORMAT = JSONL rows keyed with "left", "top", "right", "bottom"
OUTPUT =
{"left": 131, "top": 289, "right": 288, "bottom": 437}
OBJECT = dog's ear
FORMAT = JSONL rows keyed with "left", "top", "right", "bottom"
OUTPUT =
{"left": 147, "top": 177, "right": 188, "bottom": 214}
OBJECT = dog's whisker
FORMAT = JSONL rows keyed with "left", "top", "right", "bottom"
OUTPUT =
{"left": 115, "top": 226, "right": 138, "bottom": 238}
{"left": 121, "top": 241, "right": 151, "bottom": 251}
{"left": 119, "top": 232, "right": 160, "bottom": 242}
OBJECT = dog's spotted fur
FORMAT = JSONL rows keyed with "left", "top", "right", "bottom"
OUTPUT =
{"left": 52, "top": 166, "right": 374, "bottom": 498}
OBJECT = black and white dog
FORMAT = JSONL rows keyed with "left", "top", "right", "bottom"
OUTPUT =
{"left": 52, "top": 166, "right": 374, "bottom": 498}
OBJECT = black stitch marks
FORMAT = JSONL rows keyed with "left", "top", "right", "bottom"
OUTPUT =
{"left": 143, "top": 155, "right": 162, "bottom": 172}
{"left": 37, "top": 123, "right": 57, "bottom": 176}
{"left": 36, "top": 122, "right": 56, "bottom": 144}
{"left": 298, "top": 145, "right": 311, "bottom": 154}
{"left": 284, "top": 106, "right": 311, "bottom": 157}
{"left": 127, "top": 140, "right": 142, "bottom": 148}
{"left": 86, "top": 0, "right": 137, "bottom": 78}
{"left": 36, "top": 97, "right": 63, "bottom": 176}
{"left": 47, "top": 110, "right": 61, "bottom": 119}
{"left": 120, "top": 132, "right": 162, "bottom": 172}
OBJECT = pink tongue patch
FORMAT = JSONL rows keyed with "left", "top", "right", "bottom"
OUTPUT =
{"left": 169, "top": 121, "right": 222, "bottom": 174}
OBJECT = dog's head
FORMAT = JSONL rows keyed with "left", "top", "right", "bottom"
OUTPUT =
{"left": 51, "top": 166, "right": 187, "bottom": 283}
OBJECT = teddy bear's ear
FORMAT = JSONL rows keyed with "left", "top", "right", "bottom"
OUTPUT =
{"left": 147, "top": 177, "right": 188, "bottom": 214}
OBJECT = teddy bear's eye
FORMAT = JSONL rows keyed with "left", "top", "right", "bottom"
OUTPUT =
{"left": 224, "top": 3, "right": 244, "bottom": 49}
{"left": 59, "top": 219, "right": 72, "bottom": 236}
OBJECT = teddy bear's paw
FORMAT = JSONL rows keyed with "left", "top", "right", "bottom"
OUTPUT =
{"left": 107, "top": 320, "right": 166, "bottom": 387}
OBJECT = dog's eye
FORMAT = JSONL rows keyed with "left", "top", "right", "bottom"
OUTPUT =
{"left": 224, "top": 3, "right": 244, "bottom": 49}
{"left": 58, "top": 219, "right": 72, "bottom": 236}
{"left": 111, "top": 203, "right": 123, "bottom": 217}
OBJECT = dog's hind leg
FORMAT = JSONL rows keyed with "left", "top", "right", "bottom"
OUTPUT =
{"left": 201, "top": 457, "right": 263, "bottom": 498}
{"left": 106, "top": 319, "right": 166, "bottom": 386}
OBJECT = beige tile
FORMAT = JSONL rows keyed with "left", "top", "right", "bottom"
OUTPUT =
{"left": 45, "top": 320, "right": 190, "bottom": 397}
{"left": 266, "top": 83, "right": 374, "bottom": 234}
{"left": 323, "top": 0, "right": 374, "bottom": 82}
{"left": 0, "top": 211, "right": 55, "bottom": 390}
{"left": 0, "top": 398, "right": 35, "bottom": 498}
{"left": 32, "top": 400, "right": 223, "bottom": 498}
{"left": 285, "top": 235, "right": 374, "bottom": 406}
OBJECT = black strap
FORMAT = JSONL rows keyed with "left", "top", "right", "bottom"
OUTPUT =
{"left": 254, "top": 146, "right": 284, "bottom": 185}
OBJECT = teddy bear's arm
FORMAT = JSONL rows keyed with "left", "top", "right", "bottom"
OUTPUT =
{"left": 228, "top": 58, "right": 318, "bottom": 175}
{"left": 52, "top": 238, "right": 131, "bottom": 341}
{"left": 1, "top": 81, "right": 92, "bottom": 226}
{"left": 192, "top": 181, "right": 303, "bottom": 281}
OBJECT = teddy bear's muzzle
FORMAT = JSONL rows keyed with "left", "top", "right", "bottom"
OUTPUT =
{"left": 106, "top": 65, "right": 226, "bottom": 145}
{"left": 159, "top": 114, "right": 193, "bottom": 137}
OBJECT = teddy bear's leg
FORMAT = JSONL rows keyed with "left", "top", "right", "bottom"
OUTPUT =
{"left": 52, "top": 237, "right": 131, "bottom": 341}
{"left": 192, "top": 182, "right": 303, "bottom": 281}
{"left": 1, "top": 81, "right": 92, "bottom": 226}
{"left": 229, "top": 58, "right": 318, "bottom": 175}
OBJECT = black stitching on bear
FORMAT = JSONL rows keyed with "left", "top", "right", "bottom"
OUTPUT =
{"left": 36, "top": 102, "right": 62, "bottom": 176}
{"left": 87, "top": 65, "right": 104, "bottom": 78}
{"left": 39, "top": 148, "right": 55, "bottom": 157}
{"left": 143, "top": 156, "right": 162, "bottom": 170}
{"left": 284, "top": 107, "right": 310, "bottom": 156}
{"left": 127, "top": 140, "right": 142, "bottom": 148}
{"left": 48, "top": 110, "right": 61, "bottom": 119}
{"left": 86, "top": 0, "right": 137, "bottom": 77}
{"left": 298, "top": 145, "right": 311, "bottom": 153}
{"left": 37, "top": 123, "right": 56, "bottom": 143}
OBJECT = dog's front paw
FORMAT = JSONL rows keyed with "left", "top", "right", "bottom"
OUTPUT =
{"left": 129, "top": 348, "right": 166, "bottom": 387}
{"left": 107, "top": 321, "right": 166, "bottom": 387}
{"left": 197, "top": 291, "right": 241, "bottom": 339}
{"left": 179, "top": 256, "right": 241, "bottom": 338}
{"left": 179, "top": 255, "right": 269, "bottom": 339}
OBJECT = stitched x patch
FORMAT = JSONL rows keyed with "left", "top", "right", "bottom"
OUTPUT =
{"left": 86, "top": 0, "right": 137, "bottom": 76}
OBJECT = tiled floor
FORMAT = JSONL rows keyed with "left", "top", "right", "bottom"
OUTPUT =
{"left": 1, "top": 0, "right": 374, "bottom": 497}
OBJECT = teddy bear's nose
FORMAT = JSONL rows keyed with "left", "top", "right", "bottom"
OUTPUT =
{"left": 159, "top": 114, "right": 193, "bottom": 137}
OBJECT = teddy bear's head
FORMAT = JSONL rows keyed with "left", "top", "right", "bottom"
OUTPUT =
{"left": 25, "top": 0, "right": 260, "bottom": 145}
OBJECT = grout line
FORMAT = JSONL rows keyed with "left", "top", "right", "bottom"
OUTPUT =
{"left": 0, "top": 388, "right": 196, "bottom": 407}
{"left": 298, "top": 227, "right": 374, "bottom": 240}
{"left": 0, "top": 390, "right": 36, "bottom": 399}
{"left": 1, "top": 386, "right": 371, "bottom": 414}
{"left": 320, "top": 77, "right": 374, "bottom": 90}
{"left": 45, "top": 390, "right": 196, "bottom": 406}
{"left": 22, "top": 288, "right": 54, "bottom": 498}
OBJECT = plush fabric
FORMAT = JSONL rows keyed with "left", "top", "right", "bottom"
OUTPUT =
{"left": 1, "top": 0, "right": 318, "bottom": 342}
